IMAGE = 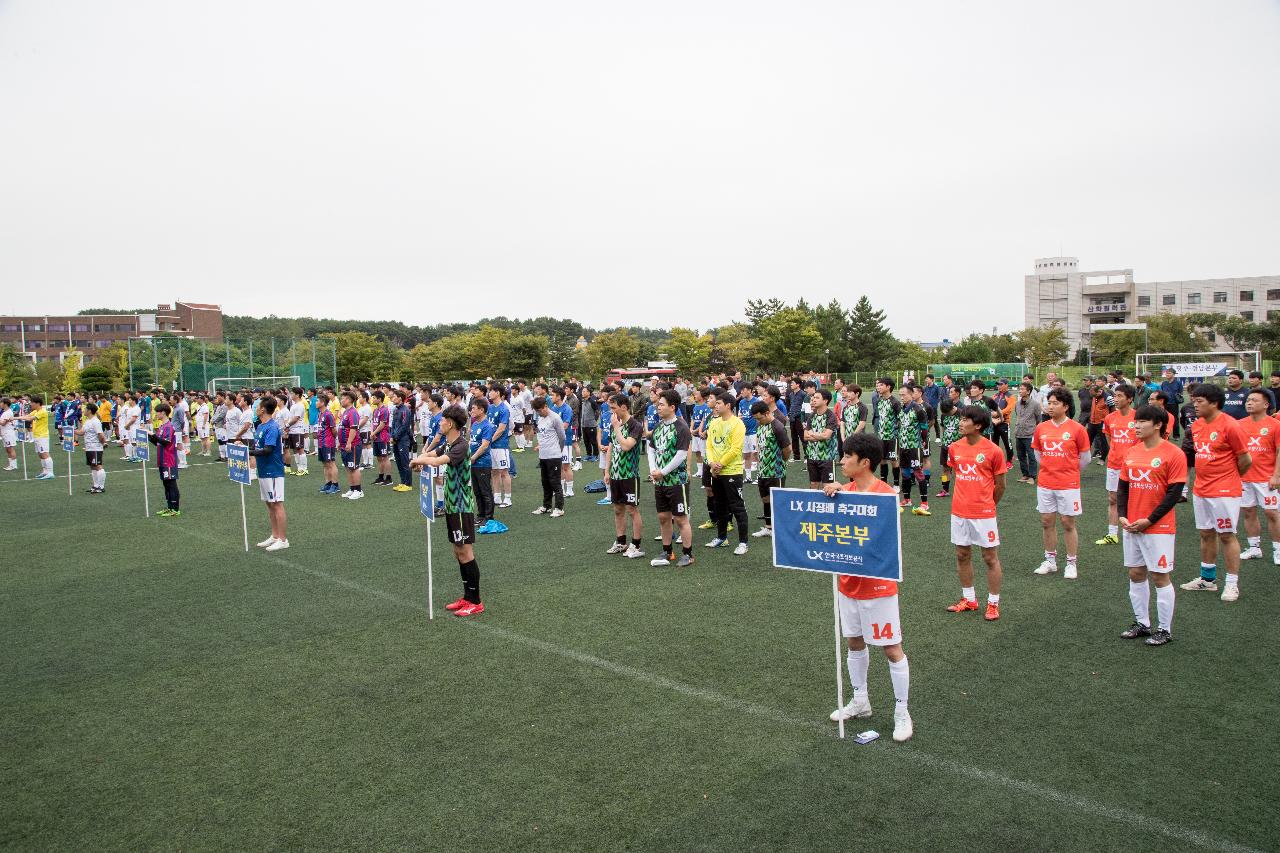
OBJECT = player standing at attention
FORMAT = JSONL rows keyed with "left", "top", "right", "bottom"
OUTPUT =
{"left": 1096, "top": 384, "right": 1138, "bottom": 546}
{"left": 823, "top": 432, "right": 912, "bottom": 742}
{"left": 338, "top": 390, "right": 364, "bottom": 500}
{"left": 486, "top": 385, "right": 513, "bottom": 508}
{"left": 531, "top": 396, "right": 567, "bottom": 518}
{"left": 148, "top": 403, "right": 181, "bottom": 517}
{"left": 314, "top": 392, "right": 340, "bottom": 494}
{"left": 838, "top": 384, "right": 869, "bottom": 444}
{"left": 551, "top": 387, "right": 576, "bottom": 498}
{"left": 872, "top": 378, "right": 901, "bottom": 486}
{"left": 75, "top": 402, "right": 108, "bottom": 493}
{"left": 896, "top": 385, "right": 930, "bottom": 515}
{"left": 251, "top": 396, "right": 289, "bottom": 551}
{"left": 1180, "top": 383, "right": 1250, "bottom": 601}
{"left": 467, "top": 398, "right": 496, "bottom": 529}
{"left": 1031, "top": 388, "right": 1091, "bottom": 578}
{"left": 412, "top": 405, "right": 485, "bottom": 617}
{"left": 16, "top": 396, "right": 54, "bottom": 480}
{"left": 706, "top": 391, "right": 750, "bottom": 554}
{"left": 803, "top": 389, "right": 839, "bottom": 490}
{"left": 690, "top": 386, "right": 710, "bottom": 479}
{"left": 649, "top": 390, "right": 696, "bottom": 567}
{"left": 1236, "top": 389, "right": 1280, "bottom": 565}
{"left": 737, "top": 384, "right": 758, "bottom": 483}
{"left": 946, "top": 405, "right": 1006, "bottom": 620}
{"left": 286, "top": 388, "right": 309, "bottom": 476}
{"left": 750, "top": 400, "right": 792, "bottom": 538}
{"left": 935, "top": 398, "right": 960, "bottom": 498}
{"left": 370, "top": 391, "right": 394, "bottom": 486}
{"left": 1117, "top": 405, "right": 1189, "bottom": 645}
{"left": 604, "top": 394, "right": 644, "bottom": 553}
{"left": 0, "top": 399, "right": 16, "bottom": 470}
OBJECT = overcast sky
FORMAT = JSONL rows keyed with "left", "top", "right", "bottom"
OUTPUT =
{"left": 2, "top": 1, "right": 1278, "bottom": 339}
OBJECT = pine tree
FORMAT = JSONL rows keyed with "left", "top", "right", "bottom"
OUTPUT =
{"left": 846, "top": 296, "right": 898, "bottom": 371}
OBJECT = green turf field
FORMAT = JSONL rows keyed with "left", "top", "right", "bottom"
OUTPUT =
{"left": 2, "top": 444, "right": 1276, "bottom": 852}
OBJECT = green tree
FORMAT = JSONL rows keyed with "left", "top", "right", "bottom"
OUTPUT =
{"left": 1092, "top": 315, "right": 1209, "bottom": 365}
{"left": 945, "top": 334, "right": 995, "bottom": 363}
{"left": 812, "top": 299, "right": 852, "bottom": 372}
{"left": 846, "top": 296, "right": 899, "bottom": 371}
{"left": 34, "top": 360, "right": 63, "bottom": 397}
{"left": 60, "top": 351, "right": 84, "bottom": 394}
{"left": 745, "top": 298, "right": 786, "bottom": 330}
{"left": 711, "top": 323, "right": 762, "bottom": 374}
{"left": 324, "top": 331, "right": 394, "bottom": 384}
{"left": 582, "top": 329, "right": 643, "bottom": 380}
{"left": 1012, "top": 324, "right": 1069, "bottom": 370}
{"left": 546, "top": 332, "right": 582, "bottom": 379}
{"left": 507, "top": 334, "right": 549, "bottom": 379}
{"left": 79, "top": 364, "right": 114, "bottom": 394}
{"left": 758, "top": 308, "right": 824, "bottom": 373}
{"left": 663, "top": 327, "right": 713, "bottom": 377}
{"left": 985, "top": 333, "right": 1023, "bottom": 362}
{"left": 0, "top": 344, "right": 36, "bottom": 394}
{"left": 883, "top": 341, "right": 933, "bottom": 376}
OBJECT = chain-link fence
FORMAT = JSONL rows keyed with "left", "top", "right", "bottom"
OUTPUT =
{"left": 125, "top": 337, "right": 338, "bottom": 391}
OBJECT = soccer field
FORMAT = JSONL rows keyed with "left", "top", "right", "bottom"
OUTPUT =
{"left": 2, "top": 448, "right": 1276, "bottom": 852}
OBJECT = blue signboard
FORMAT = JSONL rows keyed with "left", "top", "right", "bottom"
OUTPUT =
{"left": 61, "top": 427, "right": 74, "bottom": 453}
{"left": 134, "top": 428, "right": 150, "bottom": 461}
{"left": 769, "top": 487, "right": 902, "bottom": 582}
{"left": 419, "top": 469, "right": 433, "bottom": 519}
{"left": 227, "top": 443, "right": 251, "bottom": 485}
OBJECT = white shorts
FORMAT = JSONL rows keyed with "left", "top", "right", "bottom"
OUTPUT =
{"left": 1240, "top": 481, "right": 1279, "bottom": 510}
{"left": 561, "top": 447, "right": 572, "bottom": 464}
{"left": 692, "top": 436, "right": 706, "bottom": 453}
{"left": 2, "top": 428, "right": 14, "bottom": 448}
{"left": 34, "top": 438, "right": 50, "bottom": 454}
{"left": 1105, "top": 468, "right": 1121, "bottom": 492}
{"left": 215, "top": 428, "right": 227, "bottom": 441}
{"left": 488, "top": 448, "right": 510, "bottom": 470}
{"left": 1122, "top": 531, "right": 1176, "bottom": 572}
{"left": 1193, "top": 494, "right": 1241, "bottom": 533}
{"left": 1037, "top": 487, "right": 1082, "bottom": 516}
{"left": 259, "top": 476, "right": 285, "bottom": 503}
{"left": 839, "top": 594, "right": 902, "bottom": 645}
{"left": 950, "top": 515, "right": 1000, "bottom": 548}
{"left": 198, "top": 425, "right": 210, "bottom": 438}
{"left": 743, "top": 435, "right": 758, "bottom": 454}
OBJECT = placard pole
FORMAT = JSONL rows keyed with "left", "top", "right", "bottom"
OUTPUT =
{"left": 239, "top": 482, "right": 249, "bottom": 552}
{"left": 142, "top": 465, "right": 150, "bottom": 517}
{"left": 21, "top": 435, "right": 27, "bottom": 480}
{"left": 426, "top": 469, "right": 435, "bottom": 620}
{"left": 832, "top": 573, "right": 846, "bottom": 741}
{"left": 66, "top": 440, "right": 73, "bottom": 496}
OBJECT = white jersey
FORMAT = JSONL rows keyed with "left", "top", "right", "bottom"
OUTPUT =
{"left": 358, "top": 404, "right": 373, "bottom": 433}
{"left": 124, "top": 405, "right": 142, "bottom": 433}
{"left": 0, "top": 407, "right": 14, "bottom": 436}
{"left": 415, "top": 402, "right": 431, "bottom": 435}
{"left": 194, "top": 403, "right": 210, "bottom": 428}
{"left": 82, "top": 416, "right": 106, "bottom": 451}
{"left": 224, "top": 406, "right": 244, "bottom": 440}
{"left": 288, "top": 401, "right": 307, "bottom": 434}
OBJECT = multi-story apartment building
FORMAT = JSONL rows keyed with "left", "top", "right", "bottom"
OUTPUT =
{"left": 0, "top": 302, "right": 223, "bottom": 363}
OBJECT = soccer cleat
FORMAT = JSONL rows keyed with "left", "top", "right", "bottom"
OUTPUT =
{"left": 346, "top": 490, "right": 363, "bottom": 500}
{"left": 893, "top": 706, "right": 913, "bottom": 742}
{"left": 623, "top": 544, "right": 645, "bottom": 559}
{"left": 606, "top": 542, "right": 627, "bottom": 554}
{"left": 829, "top": 694, "right": 872, "bottom": 722}
{"left": 1120, "top": 621, "right": 1152, "bottom": 639}
{"left": 454, "top": 601, "right": 485, "bottom": 617}
{"left": 1033, "top": 560, "right": 1058, "bottom": 575}
{"left": 912, "top": 505, "right": 931, "bottom": 516}
{"left": 596, "top": 497, "right": 610, "bottom": 506}
{"left": 1274, "top": 549, "right": 1280, "bottom": 566}
{"left": 155, "top": 509, "right": 173, "bottom": 517}
{"left": 549, "top": 508, "right": 564, "bottom": 518}
{"left": 1145, "top": 628, "right": 1172, "bottom": 646}
{"left": 649, "top": 556, "right": 671, "bottom": 567}
{"left": 392, "top": 484, "right": 413, "bottom": 492}
{"left": 946, "top": 598, "right": 978, "bottom": 613}
{"left": 35, "top": 472, "right": 55, "bottom": 480}
{"left": 444, "top": 597, "right": 469, "bottom": 611}
{"left": 256, "top": 536, "right": 278, "bottom": 548}
{"left": 726, "top": 522, "right": 733, "bottom": 532}
{"left": 984, "top": 602, "right": 1000, "bottom": 621}
{"left": 1221, "top": 582, "right": 1240, "bottom": 602}
{"left": 265, "top": 539, "right": 290, "bottom": 552}
{"left": 935, "top": 488, "right": 950, "bottom": 498}
{"left": 167, "top": 510, "right": 182, "bottom": 517}
{"left": 752, "top": 527, "right": 773, "bottom": 538}
{"left": 732, "top": 543, "right": 749, "bottom": 556}
{"left": 697, "top": 520, "right": 716, "bottom": 529}
{"left": 531, "top": 506, "right": 549, "bottom": 514}
{"left": 899, "top": 498, "right": 912, "bottom": 509}
{"left": 1240, "top": 546, "right": 1263, "bottom": 561}
{"left": 1180, "top": 577, "right": 1218, "bottom": 591}
{"left": 676, "top": 554, "right": 695, "bottom": 567}
{"left": 1095, "top": 534, "right": 1119, "bottom": 545}
{"left": 705, "top": 538, "right": 727, "bottom": 548}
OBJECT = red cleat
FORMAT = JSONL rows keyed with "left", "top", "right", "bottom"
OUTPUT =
{"left": 444, "top": 597, "right": 469, "bottom": 611}
{"left": 454, "top": 601, "right": 485, "bottom": 617}
{"left": 985, "top": 602, "right": 1001, "bottom": 621}
{"left": 946, "top": 598, "right": 978, "bottom": 613}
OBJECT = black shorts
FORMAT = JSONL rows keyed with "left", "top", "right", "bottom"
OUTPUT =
{"left": 654, "top": 483, "right": 689, "bottom": 516}
{"left": 318, "top": 446, "right": 335, "bottom": 463}
{"left": 445, "top": 511, "right": 476, "bottom": 545}
{"left": 939, "top": 446, "right": 951, "bottom": 468}
{"left": 881, "top": 439, "right": 897, "bottom": 462}
{"left": 806, "top": 459, "right": 835, "bottom": 483}
{"left": 899, "top": 448, "right": 919, "bottom": 469}
{"left": 287, "top": 433, "right": 305, "bottom": 451}
{"left": 701, "top": 465, "right": 713, "bottom": 488}
{"left": 757, "top": 475, "right": 784, "bottom": 499}
{"left": 85, "top": 450, "right": 103, "bottom": 466}
{"left": 159, "top": 465, "right": 178, "bottom": 481}
{"left": 373, "top": 441, "right": 390, "bottom": 458}
{"left": 611, "top": 475, "right": 639, "bottom": 506}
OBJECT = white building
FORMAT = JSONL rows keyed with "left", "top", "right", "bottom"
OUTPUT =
{"left": 1024, "top": 257, "right": 1280, "bottom": 356}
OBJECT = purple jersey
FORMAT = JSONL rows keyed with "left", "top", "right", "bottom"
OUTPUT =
{"left": 155, "top": 421, "right": 178, "bottom": 469}
{"left": 316, "top": 409, "right": 337, "bottom": 449}
{"left": 372, "top": 405, "right": 391, "bottom": 443}
{"left": 340, "top": 408, "right": 360, "bottom": 447}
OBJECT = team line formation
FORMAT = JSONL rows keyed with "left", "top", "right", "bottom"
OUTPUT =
{"left": 6, "top": 366, "right": 1279, "bottom": 744}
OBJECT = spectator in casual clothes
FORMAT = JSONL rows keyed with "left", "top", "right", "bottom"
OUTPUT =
{"left": 1013, "top": 381, "right": 1042, "bottom": 483}
{"left": 1159, "top": 368, "right": 1185, "bottom": 436}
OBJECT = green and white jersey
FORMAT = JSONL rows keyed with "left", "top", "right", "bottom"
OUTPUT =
{"left": 941, "top": 413, "right": 962, "bottom": 446}
{"left": 609, "top": 417, "right": 644, "bottom": 480}
{"left": 651, "top": 417, "right": 691, "bottom": 486}
{"left": 897, "top": 403, "right": 926, "bottom": 450}
{"left": 757, "top": 418, "right": 789, "bottom": 479}
{"left": 805, "top": 410, "right": 838, "bottom": 461}
{"left": 840, "top": 400, "right": 865, "bottom": 437}
{"left": 443, "top": 437, "right": 476, "bottom": 514}
{"left": 875, "top": 395, "right": 899, "bottom": 441}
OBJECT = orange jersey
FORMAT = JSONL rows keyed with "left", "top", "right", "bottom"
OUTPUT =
{"left": 1103, "top": 409, "right": 1140, "bottom": 469}
{"left": 948, "top": 436, "right": 1005, "bottom": 519}
{"left": 1120, "top": 440, "right": 1188, "bottom": 535}
{"left": 1191, "top": 415, "right": 1247, "bottom": 497}
{"left": 837, "top": 478, "right": 898, "bottom": 600}
{"left": 1031, "top": 418, "right": 1091, "bottom": 490}
{"left": 1239, "top": 416, "right": 1279, "bottom": 483}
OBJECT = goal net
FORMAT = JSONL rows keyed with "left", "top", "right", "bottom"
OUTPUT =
{"left": 1136, "top": 351, "right": 1261, "bottom": 383}
{"left": 207, "top": 375, "right": 301, "bottom": 394}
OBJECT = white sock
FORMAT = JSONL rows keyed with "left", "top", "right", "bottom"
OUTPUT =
{"left": 1248, "top": 536, "right": 1261, "bottom": 548}
{"left": 1129, "top": 580, "right": 1150, "bottom": 626}
{"left": 888, "top": 656, "right": 909, "bottom": 706}
{"left": 988, "top": 592, "right": 1000, "bottom": 605}
{"left": 846, "top": 648, "right": 869, "bottom": 697}
{"left": 1226, "top": 573, "right": 1238, "bottom": 585}
{"left": 695, "top": 464, "right": 703, "bottom": 477}
{"left": 961, "top": 586, "right": 976, "bottom": 602}
{"left": 434, "top": 485, "right": 444, "bottom": 502}
{"left": 297, "top": 453, "right": 308, "bottom": 472}
{"left": 1108, "top": 524, "right": 1118, "bottom": 537}
{"left": 1156, "top": 584, "right": 1175, "bottom": 631}
{"left": 42, "top": 458, "right": 52, "bottom": 475}
{"left": 1044, "top": 550, "right": 1056, "bottom": 563}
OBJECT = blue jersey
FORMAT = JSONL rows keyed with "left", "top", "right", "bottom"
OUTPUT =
{"left": 738, "top": 397, "right": 758, "bottom": 435}
{"left": 469, "top": 418, "right": 495, "bottom": 468}
{"left": 598, "top": 404, "right": 612, "bottom": 447}
{"left": 254, "top": 418, "right": 286, "bottom": 478}
{"left": 308, "top": 397, "right": 319, "bottom": 425}
{"left": 486, "top": 401, "right": 511, "bottom": 449}
{"left": 645, "top": 403, "right": 659, "bottom": 433}
{"left": 691, "top": 403, "right": 710, "bottom": 435}
{"left": 555, "top": 402, "right": 574, "bottom": 440}
{"left": 774, "top": 398, "right": 788, "bottom": 418}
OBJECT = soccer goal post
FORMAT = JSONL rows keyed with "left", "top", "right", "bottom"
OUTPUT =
{"left": 208, "top": 375, "right": 302, "bottom": 394}
{"left": 1136, "top": 351, "right": 1261, "bottom": 382}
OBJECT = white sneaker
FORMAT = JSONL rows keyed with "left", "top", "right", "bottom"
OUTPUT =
{"left": 1240, "top": 546, "right": 1263, "bottom": 561}
{"left": 1221, "top": 582, "right": 1240, "bottom": 602}
{"left": 1273, "top": 549, "right": 1280, "bottom": 566}
{"left": 752, "top": 527, "right": 773, "bottom": 538}
{"left": 256, "top": 536, "right": 278, "bottom": 548}
{"left": 1063, "top": 563, "right": 1078, "bottom": 580}
{"left": 531, "top": 507, "right": 548, "bottom": 515}
{"left": 549, "top": 508, "right": 564, "bottom": 518}
{"left": 606, "top": 542, "right": 627, "bottom": 554}
{"left": 346, "top": 490, "right": 363, "bottom": 500}
{"left": 1180, "top": 577, "right": 1218, "bottom": 591}
{"left": 829, "top": 694, "right": 872, "bottom": 722}
{"left": 705, "top": 538, "right": 726, "bottom": 548}
{"left": 732, "top": 543, "right": 749, "bottom": 556}
{"left": 265, "top": 539, "right": 290, "bottom": 552}
{"left": 572, "top": 461, "right": 582, "bottom": 471}
{"left": 623, "top": 544, "right": 645, "bottom": 559}
{"left": 893, "top": 706, "right": 914, "bottom": 742}
{"left": 1033, "top": 559, "right": 1057, "bottom": 575}
{"left": 340, "top": 489, "right": 353, "bottom": 497}
{"left": 649, "top": 557, "right": 671, "bottom": 567}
